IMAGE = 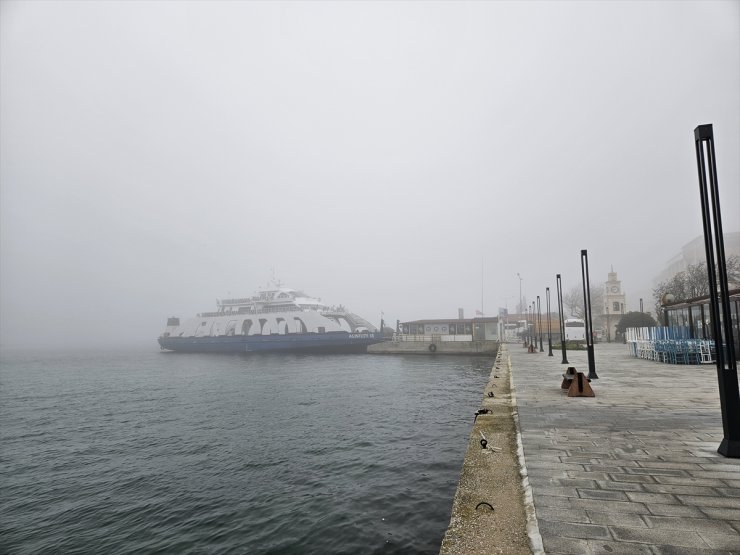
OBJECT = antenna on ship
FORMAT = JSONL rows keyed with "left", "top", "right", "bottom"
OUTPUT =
{"left": 269, "top": 266, "right": 283, "bottom": 288}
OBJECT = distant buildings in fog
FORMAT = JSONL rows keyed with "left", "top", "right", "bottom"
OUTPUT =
{"left": 653, "top": 232, "right": 740, "bottom": 286}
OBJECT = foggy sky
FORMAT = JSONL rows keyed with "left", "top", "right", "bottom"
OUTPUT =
{"left": 2, "top": 1, "right": 739, "bottom": 349}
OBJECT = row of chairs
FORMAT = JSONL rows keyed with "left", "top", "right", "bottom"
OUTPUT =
{"left": 628, "top": 338, "right": 715, "bottom": 364}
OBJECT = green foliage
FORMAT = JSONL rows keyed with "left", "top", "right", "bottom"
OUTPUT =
{"left": 616, "top": 311, "right": 657, "bottom": 334}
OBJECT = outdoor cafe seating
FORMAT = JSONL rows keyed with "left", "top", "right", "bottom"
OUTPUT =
{"left": 626, "top": 326, "right": 715, "bottom": 365}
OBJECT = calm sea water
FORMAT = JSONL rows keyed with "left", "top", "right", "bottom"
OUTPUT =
{"left": 0, "top": 348, "right": 493, "bottom": 554}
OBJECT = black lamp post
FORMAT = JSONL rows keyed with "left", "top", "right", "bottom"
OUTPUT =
{"left": 694, "top": 123, "right": 739, "bottom": 458}
{"left": 537, "top": 295, "right": 543, "bottom": 352}
{"left": 640, "top": 298, "right": 644, "bottom": 313}
{"left": 546, "top": 287, "right": 553, "bottom": 356}
{"left": 532, "top": 301, "right": 536, "bottom": 350}
{"left": 581, "top": 250, "right": 598, "bottom": 380}
{"left": 556, "top": 274, "right": 568, "bottom": 364}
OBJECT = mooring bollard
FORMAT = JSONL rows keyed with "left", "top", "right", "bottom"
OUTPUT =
{"left": 567, "top": 371, "right": 595, "bottom": 397}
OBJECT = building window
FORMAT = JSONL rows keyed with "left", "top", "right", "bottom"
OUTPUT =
{"left": 613, "top": 302, "right": 620, "bottom": 312}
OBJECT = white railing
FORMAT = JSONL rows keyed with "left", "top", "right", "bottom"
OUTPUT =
{"left": 392, "top": 334, "right": 475, "bottom": 342}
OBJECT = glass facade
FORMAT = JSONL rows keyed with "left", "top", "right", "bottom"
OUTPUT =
{"left": 664, "top": 294, "right": 739, "bottom": 352}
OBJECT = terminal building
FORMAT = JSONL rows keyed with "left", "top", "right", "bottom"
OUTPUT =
{"left": 400, "top": 317, "right": 500, "bottom": 341}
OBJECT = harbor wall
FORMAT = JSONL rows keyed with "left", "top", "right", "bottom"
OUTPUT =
{"left": 440, "top": 345, "right": 534, "bottom": 554}
{"left": 367, "top": 340, "right": 499, "bottom": 355}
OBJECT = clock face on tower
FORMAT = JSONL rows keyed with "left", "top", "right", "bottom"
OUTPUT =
{"left": 611, "top": 286, "right": 619, "bottom": 293}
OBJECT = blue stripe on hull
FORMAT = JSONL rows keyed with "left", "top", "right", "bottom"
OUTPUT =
{"left": 158, "top": 332, "right": 384, "bottom": 354}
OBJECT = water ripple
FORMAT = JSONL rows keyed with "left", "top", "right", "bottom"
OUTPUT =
{"left": 1, "top": 349, "right": 491, "bottom": 553}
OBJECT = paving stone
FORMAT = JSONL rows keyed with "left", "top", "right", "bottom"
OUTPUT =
{"left": 584, "top": 464, "right": 634, "bottom": 473}
{"left": 626, "top": 492, "right": 679, "bottom": 504}
{"left": 653, "top": 476, "right": 727, "bottom": 487}
{"left": 587, "top": 539, "right": 653, "bottom": 554}
{"left": 608, "top": 526, "right": 707, "bottom": 548}
{"left": 578, "top": 488, "right": 630, "bottom": 501}
{"left": 607, "top": 472, "right": 657, "bottom": 484}
{"left": 539, "top": 535, "right": 591, "bottom": 554}
{"left": 568, "top": 471, "right": 612, "bottom": 481}
{"left": 689, "top": 470, "right": 740, "bottom": 480}
{"left": 595, "top": 480, "right": 645, "bottom": 492}
{"left": 697, "top": 531, "right": 740, "bottom": 550}
{"left": 650, "top": 545, "right": 736, "bottom": 555}
{"left": 699, "top": 463, "right": 740, "bottom": 472}
{"left": 586, "top": 510, "right": 647, "bottom": 527}
{"left": 537, "top": 518, "right": 611, "bottom": 540}
{"left": 642, "top": 483, "right": 721, "bottom": 496}
{"left": 718, "top": 488, "right": 740, "bottom": 498}
{"left": 569, "top": 498, "right": 648, "bottom": 514}
{"left": 645, "top": 503, "right": 706, "bottom": 517}
{"left": 677, "top": 495, "right": 740, "bottom": 509}
{"left": 637, "top": 461, "right": 704, "bottom": 470}
{"left": 553, "top": 478, "right": 600, "bottom": 488}
{"left": 534, "top": 494, "right": 573, "bottom": 508}
{"left": 532, "top": 485, "right": 579, "bottom": 497}
{"left": 643, "top": 515, "right": 737, "bottom": 534}
{"left": 699, "top": 506, "right": 740, "bottom": 520}
{"left": 534, "top": 505, "right": 590, "bottom": 523}
{"left": 625, "top": 467, "right": 689, "bottom": 477}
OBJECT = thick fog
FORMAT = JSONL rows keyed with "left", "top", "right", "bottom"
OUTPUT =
{"left": 1, "top": 1, "right": 738, "bottom": 349}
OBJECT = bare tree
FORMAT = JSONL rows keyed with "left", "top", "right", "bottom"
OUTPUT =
{"left": 652, "top": 255, "right": 740, "bottom": 315}
{"left": 563, "top": 285, "right": 604, "bottom": 319}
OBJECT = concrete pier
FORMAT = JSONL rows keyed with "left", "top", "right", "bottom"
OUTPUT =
{"left": 443, "top": 342, "right": 740, "bottom": 554}
{"left": 369, "top": 339, "right": 498, "bottom": 355}
{"left": 440, "top": 345, "right": 532, "bottom": 554}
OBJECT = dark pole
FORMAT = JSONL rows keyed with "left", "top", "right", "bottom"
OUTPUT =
{"left": 621, "top": 303, "right": 626, "bottom": 344}
{"left": 581, "top": 250, "right": 598, "bottom": 379}
{"left": 546, "top": 287, "right": 553, "bottom": 356}
{"left": 640, "top": 298, "right": 644, "bottom": 313}
{"left": 556, "top": 274, "right": 568, "bottom": 364}
{"left": 537, "top": 295, "right": 543, "bottom": 352}
{"left": 694, "top": 123, "right": 739, "bottom": 458}
{"left": 532, "top": 301, "right": 536, "bottom": 350}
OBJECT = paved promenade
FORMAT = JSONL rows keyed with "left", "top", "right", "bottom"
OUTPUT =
{"left": 510, "top": 342, "right": 740, "bottom": 555}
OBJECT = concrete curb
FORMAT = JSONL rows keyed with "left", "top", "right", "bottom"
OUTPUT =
{"left": 504, "top": 344, "right": 544, "bottom": 555}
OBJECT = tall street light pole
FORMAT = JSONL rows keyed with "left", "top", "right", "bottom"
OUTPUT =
{"left": 546, "top": 287, "right": 553, "bottom": 356}
{"left": 694, "top": 123, "right": 738, "bottom": 457}
{"left": 581, "top": 250, "right": 598, "bottom": 380}
{"left": 556, "top": 274, "right": 569, "bottom": 364}
{"left": 537, "top": 295, "right": 543, "bottom": 352}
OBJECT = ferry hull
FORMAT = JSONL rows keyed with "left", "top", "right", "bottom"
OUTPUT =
{"left": 158, "top": 331, "right": 384, "bottom": 354}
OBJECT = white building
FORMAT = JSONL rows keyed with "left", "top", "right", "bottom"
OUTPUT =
{"left": 653, "top": 232, "right": 740, "bottom": 286}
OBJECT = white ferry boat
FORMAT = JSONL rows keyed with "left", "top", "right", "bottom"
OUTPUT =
{"left": 158, "top": 284, "right": 383, "bottom": 354}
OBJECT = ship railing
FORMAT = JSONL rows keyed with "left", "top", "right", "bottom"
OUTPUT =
{"left": 198, "top": 306, "right": 315, "bottom": 317}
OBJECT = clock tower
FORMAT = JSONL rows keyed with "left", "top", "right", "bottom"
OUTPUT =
{"left": 604, "top": 268, "right": 627, "bottom": 342}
